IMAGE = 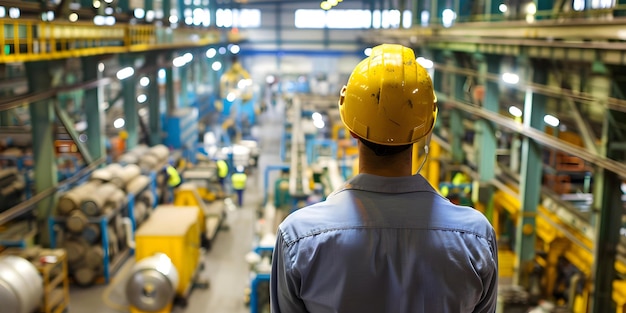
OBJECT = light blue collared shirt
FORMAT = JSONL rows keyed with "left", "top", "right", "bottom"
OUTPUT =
{"left": 271, "top": 173, "right": 498, "bottom": 313}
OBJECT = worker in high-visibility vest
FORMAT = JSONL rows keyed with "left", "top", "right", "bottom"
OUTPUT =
{"left": 216, "top": 159, "right": 229, "bottom": 189}
{"left": 160, "top": 163, "right": 182, "bottom": 204}
{"left": 231, "top": 166, "right": 247, "bottom": 207}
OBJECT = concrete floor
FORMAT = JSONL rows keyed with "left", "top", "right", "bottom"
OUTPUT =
{"left": 70, "top": 102, "right": 285, "bottom": 313}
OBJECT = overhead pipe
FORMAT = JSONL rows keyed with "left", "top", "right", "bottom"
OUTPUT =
{"left": 437, "top": 93, "right": 626, "bottom": 179}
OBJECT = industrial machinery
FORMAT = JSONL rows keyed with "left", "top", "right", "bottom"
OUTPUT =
{"left": 174, "top": 183, "right": 226, "bottom": 249}
{"left": 0, "top": 255, "right": 44, "bottom": 313}
{"left": 127, "top": 206, "right": 207, "bottom": 313}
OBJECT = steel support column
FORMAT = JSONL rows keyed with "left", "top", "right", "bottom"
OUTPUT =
{"left": 179, "top": 60, "right": 189, "bottom": 108}
{"left": 0, "top": 111, "right": 10, "bottom": 126}
{"left": 166, "top": 52, "right": 177, "bottom": 113}
{"left": 450, "top": 53, "right": 465, "bottom": 164}
{"left": 146, "top": 53, "right": 162, "bottom": 146}
{"left": 589, "top": 63, "right": 622, "bottom": 313}
{"left": 25, "top": 61, "right": 58, "bottom": 245}
{"left": 475, "top": 53, "right": 499, "bottom": 222}
{"left": 514, "top": 59, "right": 547, "bottom": 288}
{"left": 81, "top": 56, "right": 105, "bottom": 160}
{"left": 121, "top": 56, "right": 139, "bottom": 149}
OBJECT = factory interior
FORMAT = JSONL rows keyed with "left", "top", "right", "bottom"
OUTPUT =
{"left": 0, "top": 0, "right": 625, "bottom": 312}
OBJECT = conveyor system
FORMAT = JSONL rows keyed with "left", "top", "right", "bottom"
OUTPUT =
{"left": 288, "top": 97, "right": 312, "bottom": 200}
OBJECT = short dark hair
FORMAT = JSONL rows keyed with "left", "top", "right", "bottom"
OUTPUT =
{"left": 359, "top": 138, "right": 411, "bottom": 156}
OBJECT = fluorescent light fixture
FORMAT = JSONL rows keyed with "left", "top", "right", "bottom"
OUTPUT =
{"left": 508, "top": 106, "right": 522, "bottom": 117}
{"left": 544, "top": 114, "right": 559, "bottom": 127}
{"left": 229, "top": 44, "right": 241, "bottom": 54}
{"left": 312, "top": 112, "right": 322, "bottom": 121}
{"left": 134, "top": 8, "right": 145, "bottom": 19}
{"left": 68, "top": 12, "right": 78, "bottom": 22}
{"left": 238, "top": 79, "right": 252, "bottom": 89}
{"left": 158, "top": 69, "right": 166, "bottom": 79}
{"left": 137, "top": 94, "right": 147, "bottom": 103}
{"left": 98, "top": 63, "right": 105, "bottom": 72}
{"left": 206, "top": 48, "right": 217, "bottom": 58}
{"left": 420, "top": 10, "right": 429, "bottom": 27}
{"left": 364, "top": 48, "right": 372, "bottom": 56}
{"left": 502, "top": 72, "right": 519, "bottom": 84}
{"left": 169, "top": 15, "right": 178, "bottom": 24}
{"left": 499, "top": 4, "right": 508, "bottom": 13}
{"left": 139, "top": 77, "right": 150, "bottom": 87}
{"left": 116, "top": 67, "right": 134, "bottom": 80}
{"left": 212, "top": 61, "right": 222, "bottom": 71}
{"left": 314, "top": 119, "right": 325, "bottom": 129}
{"left": 113, "top": 118, "right": 125, "bottom": 129}
{"left": 442, "top": 9, "right": 456, "bottom": 28}
{"left": 416, "top": 57, "right": 434, "bottom": 69}
{"left": 321, "top": 1, "right": 332, "bottom": 10}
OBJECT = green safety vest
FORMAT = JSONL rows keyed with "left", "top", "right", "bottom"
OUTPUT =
{"left": 166, "top": 165, "right": 181, "bottom": 187}
{"left": 217, "top": 160, "right": 229, "bottom": 178}
{"left": 231, "top": 173, "right": 247, "bottom": 190}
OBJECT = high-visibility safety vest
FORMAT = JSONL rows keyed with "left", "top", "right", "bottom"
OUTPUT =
{"left": 217, "top": 160, "right": 229, "bottom": 178}
{"left": 231, "top": 172, "right": 247, "bottom": 190}
{"left": 166, "top": 165, "right": 181, "bottom": 187}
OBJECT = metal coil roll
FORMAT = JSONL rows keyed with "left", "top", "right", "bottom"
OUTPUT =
{"left": 0, "top": 255, "right": 44, "bottom": 313}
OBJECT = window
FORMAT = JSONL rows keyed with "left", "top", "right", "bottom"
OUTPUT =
{"left": 216, "top": 8, "right": 261, "bottom": 28}
{"left": 295, "top": 9, "right": 409, "bottom": 29}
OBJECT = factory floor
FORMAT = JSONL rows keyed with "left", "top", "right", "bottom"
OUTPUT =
{"left": 69, "top": 103, "right": 285, "bottom": 313}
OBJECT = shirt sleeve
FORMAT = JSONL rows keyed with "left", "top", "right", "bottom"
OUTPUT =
{"left": 473, "top": 229, "right": 499, "bottom": 313}
{"left": 270, "top": 231, "right": 308, "bottom": 313}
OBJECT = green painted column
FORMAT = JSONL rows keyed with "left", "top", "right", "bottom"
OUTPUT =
{"left": 0, "top": 111, "right": 11, "bottom": 126}
{"left": 166, "top": 52, "right": 177, "bottom": 113}
{"left": 450, "top": 53, "right": 465, "bottom": 164}
{"left": 146, "top": 53, "right": 162, "bottom": 146}
{"left": 81, "top": 56, "right": 105, "bottom": 160}
{"left": 475, "top": 53, "right": 500, "bottom": 222}
{"left": 25, "top": 61, "right": 58, "bottom": 245}
{"left": 514, "top": 59, "right": 547, "bottom": 288}
{"left": 589, "top": 62, "right": 622, "bottom": 313}
{"left": 162, "top": 0, "right": 171, "bottom": 24}
{"left": 179, "top": 61, "right": 189, "bottom": 108}
{"left": 120, "top": 55, "right": 139, "bottom": 149}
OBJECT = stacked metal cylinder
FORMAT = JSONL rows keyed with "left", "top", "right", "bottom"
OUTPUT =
{"left": 54, "top": 162, "right": 156, "bottom": 286}
{"left": 118, "top": 144, "right": 170, "bottom": 200}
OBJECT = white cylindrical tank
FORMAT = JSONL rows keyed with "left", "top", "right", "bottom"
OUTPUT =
{"left": 0, "top": 255, "right": 43, "bottom": 313}
{"left": 125, "top": 253, "right": 179, "bottom": 312}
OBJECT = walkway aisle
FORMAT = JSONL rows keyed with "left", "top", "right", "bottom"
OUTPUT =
{"left": 68, "top": 102, "right": 285, "bottom": 313}
{"left": 186, "top": 101, "right": 286, "bottom": 313}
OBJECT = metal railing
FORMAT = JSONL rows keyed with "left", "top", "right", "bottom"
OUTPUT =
{"left": 0, "top": 18, "right": 222, "bottom": 63}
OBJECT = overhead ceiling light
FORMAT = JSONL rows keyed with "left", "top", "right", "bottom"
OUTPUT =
{"left": 320, "top": 1, "right": 332, "bottom": 10}
{"left": 502, "top": 72, "right": 519, "bottom": 84}
{"left": 416, "top": 57, "right": 434, "bottom": 69}
{"left": 508, "top": 106, "right": 522, "bottom": 117}
{"left": 544, "top": 114, "right": 560, "bottom": 127}
{"left": 116, "top": 67, "right": 134, "bottom": 80}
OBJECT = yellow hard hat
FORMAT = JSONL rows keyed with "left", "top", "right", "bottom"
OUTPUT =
{"left": 338, "top": 44, "right": 438, "bottom": 146}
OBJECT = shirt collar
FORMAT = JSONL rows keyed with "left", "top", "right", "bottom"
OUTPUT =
{"left": 330, "top": 173, "right": 438, "bottom": 196}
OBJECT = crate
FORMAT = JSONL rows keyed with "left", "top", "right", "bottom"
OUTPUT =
{"left": 1, "top": 248, "right": 70, "bottom": 313}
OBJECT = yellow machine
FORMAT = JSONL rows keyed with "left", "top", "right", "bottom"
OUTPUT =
{"left": 126, "top": 206, "right": 202, "bottom": 313}
{"left": 174, "top": 183, "right": 225, "bottom": 249}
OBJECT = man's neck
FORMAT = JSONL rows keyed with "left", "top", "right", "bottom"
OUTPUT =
{"left": 357, "top": 142, "right": 413, "bottom": 177}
